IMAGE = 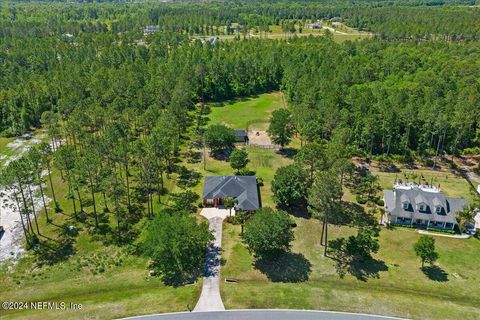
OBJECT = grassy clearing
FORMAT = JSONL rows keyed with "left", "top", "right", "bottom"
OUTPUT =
{"left": 221, "top": 218, "right": 480, "bottom": 320}
{"left": 207, "top": 92, "right": 283, "bottom": 129}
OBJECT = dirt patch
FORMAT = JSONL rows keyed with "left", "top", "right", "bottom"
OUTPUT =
{"left": 248, "top": 130, "right": 274, "bottom": 147}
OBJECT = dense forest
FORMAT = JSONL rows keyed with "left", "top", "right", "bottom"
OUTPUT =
{"left": 1, "top": 1, "right": 479, "bottom": 157}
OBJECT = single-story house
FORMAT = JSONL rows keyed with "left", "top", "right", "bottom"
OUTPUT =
{"left": 144, "top": 25, "right": 159, "bottom": 35}
{"left": 307, "top": 23, "right": 322, "bottom": 29}
{"left": 203, "top": 175, "right": 259, "bottom": 211}
{"left": 383, "top": 183, "right": 467, "bottom": 230}
{"left": 234, "top": 130, "right": 249, "bottom": 143}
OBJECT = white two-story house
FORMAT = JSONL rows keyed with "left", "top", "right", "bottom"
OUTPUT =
{"left": 383, "top": 183, "right": 467, "bottom": 230}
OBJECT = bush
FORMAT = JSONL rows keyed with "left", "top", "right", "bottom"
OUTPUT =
{"left": 390, "top": 223, "right": 415, "bottom": 229}
{"left": 356, "top": 195, "right": 367, "bottom": 205}
{"left": 461, "top": 147, "right": 480, "bottom": 156}
{"left": 256, "top": 176, "right": 264, "bottom": 186}
{"left": 426, "top": 227, "right": 455, "bottom": 235}
{"left": 376, "top": 199, "right": 385, "bottom": 206}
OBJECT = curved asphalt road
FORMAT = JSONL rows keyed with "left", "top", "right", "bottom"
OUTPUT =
{"left": 122, "top": 310, "right": 407, "bottom": 320}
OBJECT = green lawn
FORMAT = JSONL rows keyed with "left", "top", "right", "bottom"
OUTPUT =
{"left": 221, "top": 219, "right": 480, "bottom": 320}
{"left": 0, "top": 251, "right": 200, "bottom": 320}
{"left": 207, "top": 92, "right": 283, "bottom": 129}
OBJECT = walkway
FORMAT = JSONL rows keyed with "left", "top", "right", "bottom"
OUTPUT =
{"left": 122, "top": 310, "right": 408, "bottom": 320}
{"left": 417, "top": 229, "right": 471, "bottom": 239}
{"left": 193, "top": 208, "right": 234, "bottom": 312}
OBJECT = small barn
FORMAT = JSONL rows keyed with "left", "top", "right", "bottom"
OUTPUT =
{"left": 234, "top": 130, "right": 248, "bottom": 143}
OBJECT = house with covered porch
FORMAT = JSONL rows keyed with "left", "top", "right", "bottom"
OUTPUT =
{"left": 383, "top": 183, "right": 467, "bottom": 230}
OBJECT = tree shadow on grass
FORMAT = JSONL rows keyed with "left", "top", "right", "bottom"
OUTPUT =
{"left": 254, "top": 252, "right": 312, "bottom": 282}
{"left": 277, "top": 147, "right": 298, "bottom": 159}
{"left": 345, "top": 257, "right": 389, "bottom": 282}
{"left": 283, "top": 204, "right": 311, "bottom": 219}
{"left": 33, "top": 237, "right": 75, "bottom": 266}
{"left": 421, "top": 265, "right": 449, "bottom": 282}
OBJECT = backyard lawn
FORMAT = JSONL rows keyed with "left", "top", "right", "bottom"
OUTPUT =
{"left": 221, "top": 218, "right": 480, "bottom": 320}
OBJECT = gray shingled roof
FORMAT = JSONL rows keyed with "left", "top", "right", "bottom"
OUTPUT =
{"left": 384, "top": 187, "right": 467, "bottom": 223}
{"left": 203, "top": 176, "right": 259, "bottom": 211}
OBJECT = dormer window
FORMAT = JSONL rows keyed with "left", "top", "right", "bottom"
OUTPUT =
{"left": 418, "top": 203, "right": 426, "bottom": 212}
{"left": 402, "top": 202, "right": 409, "bottom": 210}
{"left": 435, "top": 206, "right": 442, "bottom": 214}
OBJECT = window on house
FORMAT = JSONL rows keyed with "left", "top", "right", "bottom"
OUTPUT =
{"left": 436, "top": 206, "right": 442, "bottom": 213}
{"left": 419, "top": 204, "right": 426, "bottom": 211}
{"left": 403, "top": 202, "right": 409, "bottom": 210}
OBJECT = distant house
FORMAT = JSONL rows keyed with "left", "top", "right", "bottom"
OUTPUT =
{"left": 330, "top": 17, "right": 343, "bottom": 22}
{"left": 234, "top": 130, "right": 248, "bottom": 143}
{"left": 144, "top": 25, "right": 159, "bottom": 35}
{"left": 231, "top": 24, "right": 244, "bottom": 32}
{"left": 208, "top": 36, "right": 219, "bottom": 45}
{"left": 61, "top": 33, "right": 74, "bottom": 41}
{"left": 383, "top": 183, "right": 467, "bottom": 230}
{"left": 307, "top": 23, "right": 322, "bottom": 29}
{"left": 203, "top": 176, "right": 259, "bottom": 211}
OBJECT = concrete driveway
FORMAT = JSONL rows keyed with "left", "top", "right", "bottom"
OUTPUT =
{"left": 193, "top": 208, "right": 234, "bottom": 312}
{"left": 199, "top": 207, "right": 235, "bottom": 220}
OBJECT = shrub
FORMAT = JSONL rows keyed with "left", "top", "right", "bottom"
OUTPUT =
{"left": 356, "top": 195, "right": 367, "bottom": 205}
{"left": 426, "top": 227, "right": 455, "bottom": 235}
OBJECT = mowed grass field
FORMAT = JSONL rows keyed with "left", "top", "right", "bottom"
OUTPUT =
{"left": 207, "top": 92, "right": 284, "bottom": 129}
{"left": 221, "top": 219, "right": 480, "bottom": 320}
